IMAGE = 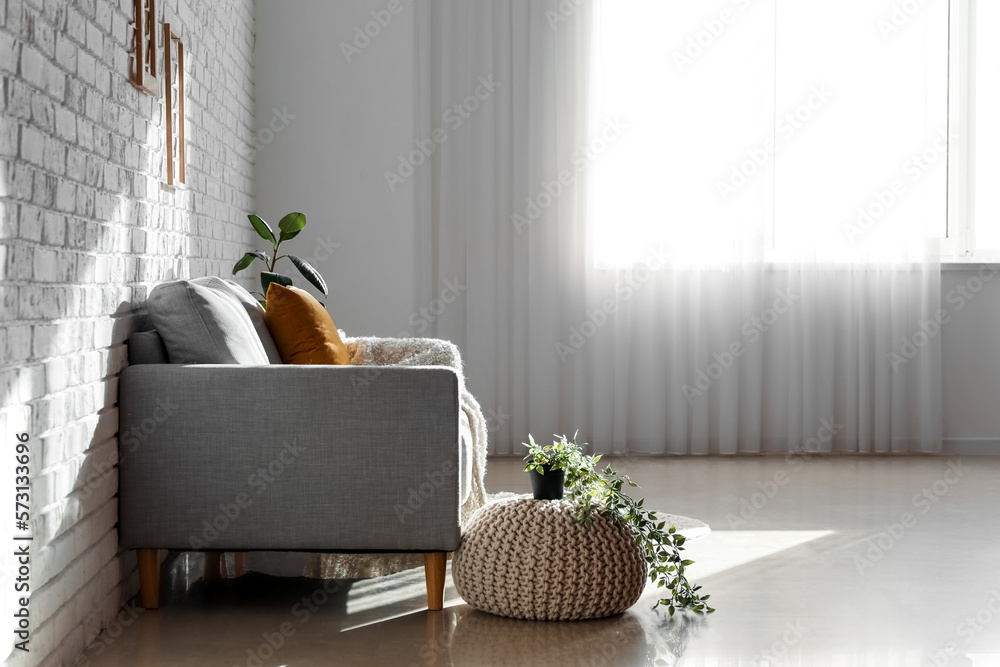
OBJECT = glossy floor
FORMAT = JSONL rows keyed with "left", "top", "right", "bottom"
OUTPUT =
{"left": 84, "top": 456, "right": 1000, "bottom": 666}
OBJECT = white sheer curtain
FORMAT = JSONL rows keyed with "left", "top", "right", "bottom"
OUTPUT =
{"left": 413, "top": 0, "right": 594, "bottom": 454}
{"left": 413, "top": 0, "right": 943, "bottom": 455}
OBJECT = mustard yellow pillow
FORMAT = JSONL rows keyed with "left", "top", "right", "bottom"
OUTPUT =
{"left": 264, "top": 284, "right": 350, "bottom": 365}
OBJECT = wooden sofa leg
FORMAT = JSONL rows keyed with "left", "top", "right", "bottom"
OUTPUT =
{"left": 203, "top": 552, "right": 222, "bottom": 583}
{"left": 137, "top": 549, "right": 161, "bottom": 609}
{"left": 423, "top": 553, "right": 447, "bottom": 611}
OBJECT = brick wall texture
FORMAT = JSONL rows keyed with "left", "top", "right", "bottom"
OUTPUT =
{"left": 0, "top": 0, "right": 256, "bottom": 664}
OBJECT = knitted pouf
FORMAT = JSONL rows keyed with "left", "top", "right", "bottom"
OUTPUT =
{"left": 451, "top": 497, "right": 647, "bottom": 620}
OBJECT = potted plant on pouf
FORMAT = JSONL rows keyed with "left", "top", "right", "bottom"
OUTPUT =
{"left": 522, "top": 433, "right": 576, "bottom": 500}
{"left": 523, "top": 433, "right": 714, "bottom": 616}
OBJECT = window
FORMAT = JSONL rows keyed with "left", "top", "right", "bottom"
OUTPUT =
{"left": 951, "top": 0, "right": 1000, "bottom": 258}
{"left": 589, "top": 0, "right": 994, "bottom": 264}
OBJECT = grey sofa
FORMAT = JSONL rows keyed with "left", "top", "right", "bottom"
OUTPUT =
{"left": 119, "top": 329, "right": 463, "bottom": 611}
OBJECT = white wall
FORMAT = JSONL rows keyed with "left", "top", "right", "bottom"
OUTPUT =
{"left": 0, "top": 0, "right": 256, "bottom": 664}
{"left": 254, "top": 3, "right": 1000, "bottom": 450}
{"left": 941, "top": 267, "right": 1000, "bottom": 448}
{"left": 254, "top": 0, "right": 418, "bottom": 336}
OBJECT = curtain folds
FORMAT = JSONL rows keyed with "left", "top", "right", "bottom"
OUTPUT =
{"left": 413, "top": 0, "right": 943, "bottom": 455}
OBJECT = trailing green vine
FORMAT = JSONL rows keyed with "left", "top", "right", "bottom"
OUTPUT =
{"left": 525, "top": 434, "right": 714, "bottom": 616}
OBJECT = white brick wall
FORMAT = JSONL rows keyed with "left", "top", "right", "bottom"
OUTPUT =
{"left": 0, "top": 0, "right": 256, "bottom": 664}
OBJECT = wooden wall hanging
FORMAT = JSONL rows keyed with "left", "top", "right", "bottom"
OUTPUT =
{"left": 164, "top": 23, "right": 185, "bottom": 187}
{"left": 131, "top": 0, "right": 157, "bottom": 95}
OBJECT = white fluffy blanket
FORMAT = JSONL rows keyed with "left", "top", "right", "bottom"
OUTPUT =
{"left": 303, "top": 335, "right": 489, "bottom": 579}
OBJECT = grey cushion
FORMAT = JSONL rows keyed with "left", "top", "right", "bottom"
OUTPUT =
{"left": 128, "top": 331, "right": 169, "bottom": 365}
{"left": 147, "top": 280, "right": 269, "bottom": 365}
{"left": 192, "top": 277, "right": 282, "bottom": 364}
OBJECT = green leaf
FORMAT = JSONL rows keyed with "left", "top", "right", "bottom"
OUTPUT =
{"left": 277, "top": 212, "right": 307, "bottom": 242}
{"left": 248, "top": 215, "right": 276, "bottom": 245}
{"left": 287, "top": 254, "right": 328, "bottom": 295}
{"left": 261, "top": 271, "right": 293, "bottom": 295}
{"left": 232, "top": 250, "right": 268, "bottom": 275}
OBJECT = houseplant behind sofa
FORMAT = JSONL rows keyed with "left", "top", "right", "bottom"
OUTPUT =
{"left": 119, "top": 278, "right": 461, "bottom": 610}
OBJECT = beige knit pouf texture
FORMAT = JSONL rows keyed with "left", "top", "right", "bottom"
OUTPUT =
{"left": 451, "top": 497, "right": 648, "bottom": 621}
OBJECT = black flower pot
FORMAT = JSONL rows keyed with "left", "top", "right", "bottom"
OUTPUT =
{"left": 528, "top": 465, "right": 565, "bottom": 500}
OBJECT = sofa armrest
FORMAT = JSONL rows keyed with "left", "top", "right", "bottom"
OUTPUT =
{"left": 118, "top": 364, "right": 461, "bottom": 552}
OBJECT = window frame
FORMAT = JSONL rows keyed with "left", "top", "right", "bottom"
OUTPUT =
{"left": 946, "top": 0, "right": 1000, "bottom": 263}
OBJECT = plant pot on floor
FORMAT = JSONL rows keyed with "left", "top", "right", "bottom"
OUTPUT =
{"left": 528, "top": 465, "right": 565, "bottom": 500}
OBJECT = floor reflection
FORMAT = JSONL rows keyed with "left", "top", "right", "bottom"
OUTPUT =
{"left": 80, "top": 457, "right": 1000, "bottom": 667}
{"left": 340, "top": 604, "right": 706, "bottom": 667}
